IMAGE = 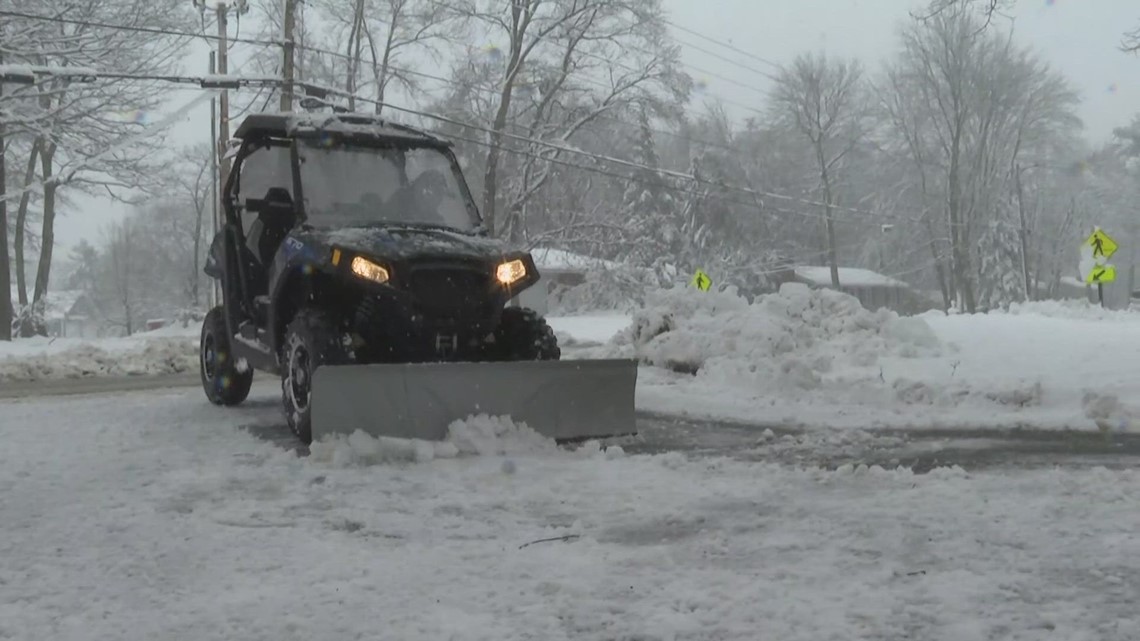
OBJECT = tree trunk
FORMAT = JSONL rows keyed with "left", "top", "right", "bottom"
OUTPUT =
{"left": 482, "top": 93, "right": 514, "bottom": 237}
{"left": 0, "top": 63, "right": 10, "bottom": 341}
{"left": 14, "top": 139, "right": 41, "bottom": 311}
{"left": 947, "top": 128, "right": 976, "bottom": 313}
{"left": 816, "top": 144, "right": 839, "bottom": 288}
{"left": 924, "top": 216, "right": 951, "bottom": 311}
{"left": 345, "top": 0, "right": 365, "bottom": 111}
{"left": 482, "top": 7, "right": 528, "bottom": 238}
{"left": 1013, "top": 164, "right": 1032, "bottom": 301}
{"left": 31, "top": 141, "right": 57, "bottom": 336}
{"left": 191, "top": 201, "right": 203, "bottom": 308}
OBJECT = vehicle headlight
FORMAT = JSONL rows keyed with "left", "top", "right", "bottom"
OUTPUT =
{"left": 496, "top": 259, "right": 527, "bottom": 285}
{"left": 351, "top": 256, "right": 390, "bottom": 284}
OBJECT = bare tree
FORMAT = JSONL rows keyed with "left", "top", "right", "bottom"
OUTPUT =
{"left": 450, "top": 0, "right": 688, "bottom": 237}
{"left": 914, "top": 0, "right": 1010, "bottom": 30}
{"left": 888, "top": 4, "right": 1082, "bottom": 311}
{"left": 169, "top": 145, "right": 214, "bottom": 309}
{"left": 769, "top": 52, "right": 867, "bottom": 288}
{"left": 312, "top": 0, "right": 461, "bottom": 112}
{"left": 1, "top": 0, "right": 191, "bottom": 335}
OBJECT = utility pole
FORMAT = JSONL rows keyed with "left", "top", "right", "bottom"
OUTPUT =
{"left": 216, "top": 2, "right": 231, "bottom": 191}
{"left": 281, "top": 0, "right": 296, "bottom": 112}
{"left": 209, "top": 49, "right": 220, "bottom": 310}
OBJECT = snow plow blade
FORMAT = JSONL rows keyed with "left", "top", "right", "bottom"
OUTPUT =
{"left": 310, "top": 359, "right": 638, "bottom": 443}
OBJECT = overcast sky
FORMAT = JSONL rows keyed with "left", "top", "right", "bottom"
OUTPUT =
{"left": 56, "top": 0, "right": 1140, "bottom": 251}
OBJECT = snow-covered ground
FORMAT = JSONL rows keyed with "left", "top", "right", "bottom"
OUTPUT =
{"left": 4, "top": 385, "right": 1140, "bottom": 640}
{"left": 4, "top": 290, "right": 1137, "bottom": 433}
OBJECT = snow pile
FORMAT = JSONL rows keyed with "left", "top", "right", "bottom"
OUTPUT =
{"left": 607, "top": 283, "right": 941, "bottom": 389}
{"left": 1081, "top": 392, "right": 1139, "bottom": 433}
{"left": 0, "top": 337, "right": 198, "bottom": 381}
{"left": 309, "top": 414, "right": 559, "bottom": 467}
{"left": 998, "top": 299, "right": 1136, "bottom": 321}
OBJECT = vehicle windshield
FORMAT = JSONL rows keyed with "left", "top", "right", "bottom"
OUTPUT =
{"left": 296, "top": 139, "right": 479, "bottom": 231}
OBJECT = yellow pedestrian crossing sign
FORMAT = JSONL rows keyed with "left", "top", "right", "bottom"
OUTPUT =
{"left": 1084, "top": 228, "right": 1118, "bottom": 260}
{"left": 690, "top": 269, "right": 712, "bottom": 291}
{"left": 1087, "top": 264, "right": 1116, "bottom": 284}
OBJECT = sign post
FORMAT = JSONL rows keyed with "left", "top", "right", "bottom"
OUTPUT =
{"left": 1079, "top": 227, "right": 1119, "bottom": 308}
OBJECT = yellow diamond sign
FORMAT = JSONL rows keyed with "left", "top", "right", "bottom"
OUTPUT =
{"left": 690, "top": 269, "right": 712, "bottom": 292}
{"left": 1087, "top": 264, "right": 1117, "bottom": 284}
{"left": 1084, "top": 228, "right": 1118, "bottom": 260}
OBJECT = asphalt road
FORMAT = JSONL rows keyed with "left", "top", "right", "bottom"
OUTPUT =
{"left": 5, "top": 373, "right": 1140, "bottom": 472}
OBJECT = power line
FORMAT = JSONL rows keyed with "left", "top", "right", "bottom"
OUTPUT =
{"left": 663, "top": 20, "right": 784, "bottom": 73}
{"left": 412, "top": 0, "right": 770, "bottom": 114}
{"left": 291, "top": 42, "right": 750, "bottom": 156}
{"left": 1, "top": 7, "right": 770, "bottom": 155}
{"left": 0, "top": 23, "right": 920, "bottom": 225}
{"left": 0, "top": 8, "right": 270, "bottom": 48}
{"left": 298, "top": 80, "right": 919, "bottom": 222}
{"left": 670, "top": 35, "right": 780, "bottom": 84}
{"left": 149, "top": 66, "right": 921, "bottom": 224}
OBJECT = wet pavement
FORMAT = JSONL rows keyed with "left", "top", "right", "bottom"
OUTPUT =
{"left": 618, "top": 413, "right": 1140, "bottom": 473}
{"left": 240, "top": 407, "right": 1140, "bottom": 473}
{"left": 10, "top": 372, "right": 1138, "bottom": 473}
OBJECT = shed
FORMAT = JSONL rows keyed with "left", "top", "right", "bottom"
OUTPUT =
{"left": 8, "top": 287, "right": 102, "bottom": 338}
{"left": 513, "top": 247, "right": 618, "bottom": 314}
{"left": 789, "top": 265, "right": 939, "bottom": 315}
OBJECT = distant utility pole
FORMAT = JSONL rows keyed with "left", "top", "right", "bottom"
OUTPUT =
{"left": 281, "top": 0, "right": 296, "bottom": 111}
{"left": 216, "top": 1, "right": 231, "bottom": 187}
{"left": 209, "top": 49, "right": 221, "bottom": 310}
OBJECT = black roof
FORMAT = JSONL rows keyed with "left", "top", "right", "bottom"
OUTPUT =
{"left": 233, "top": 112, "right": 450, "bottom": 147}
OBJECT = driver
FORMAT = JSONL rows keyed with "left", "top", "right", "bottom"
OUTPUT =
{"left": 389, "top": 169, "right": 448, "bottom": 224}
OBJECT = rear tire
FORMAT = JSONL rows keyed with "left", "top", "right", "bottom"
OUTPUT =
{"left": 281, "top": 308, "right": 349, "bottom": 445}
{"left": 200, "top": 306, "right": 254, "bottom": 406}
{"left": 492, "top": 307, "right": 561, "bottom": 361}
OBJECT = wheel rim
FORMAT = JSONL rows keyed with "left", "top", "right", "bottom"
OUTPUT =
{"left": 286, "top": 340, "right": 312, "bottom": 415}
{"left": 202, "top": 333, "right": 217, "bottom": 381}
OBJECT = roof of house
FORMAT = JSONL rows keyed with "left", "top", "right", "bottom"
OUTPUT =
{"left": 793, "top": 266, "right": 909, "bottom": 289}
{"left": 8, "top": 287, "right": 89, "bottom": 320}
{"left": 530, "top": 247, "right": 620, "bottom": 273}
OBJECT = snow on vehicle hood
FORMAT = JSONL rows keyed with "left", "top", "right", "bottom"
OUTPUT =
{"left": 314, "top": 226, "right": 514, "bottom": 262}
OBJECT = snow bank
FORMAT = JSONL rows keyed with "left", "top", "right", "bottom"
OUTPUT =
{"left": 606, "top": 283, "right": 941, "bottom": 390}
{"left": 606, "top": 284, "right": 1139, "bottom": 432}
{"left": 1000, "top": 299, "right": 1137, "bottom": 321}
{"left": 308, "top": 414, "right": 561, "bottom": 467}
{"left": 0, "top": 337, "right": 198, "bottom": 381}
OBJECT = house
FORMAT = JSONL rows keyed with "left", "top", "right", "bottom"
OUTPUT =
{"left": 784, "top": 265, "right": 940, "bottom": 315}
{"left": 513, "top": 247, "right": 619, "bottom": 314}
{"left": 8, "top": 287, "right": 102, "bottom": 338}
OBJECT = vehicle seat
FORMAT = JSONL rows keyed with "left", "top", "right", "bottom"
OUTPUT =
{"left": 247, "top": 187, "right": 296, "bottom": 266}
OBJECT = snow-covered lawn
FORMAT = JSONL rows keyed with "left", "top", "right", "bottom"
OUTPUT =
{"left": 3, "top": 385, "right": 1140, "bottom": 640}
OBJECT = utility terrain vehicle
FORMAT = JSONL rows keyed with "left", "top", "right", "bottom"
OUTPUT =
{"left": 199, "top": 111, "right": 636, "bottom": 444}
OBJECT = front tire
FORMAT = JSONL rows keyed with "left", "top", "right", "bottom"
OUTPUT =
{"left": 492, "top": 307, "right": 561, "bottom": 361}
{"left": 281, "top": 308, "right": 349, "bottom": 444}
{"left": 200, "top": 306, "right": 254, "bottom": 406}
